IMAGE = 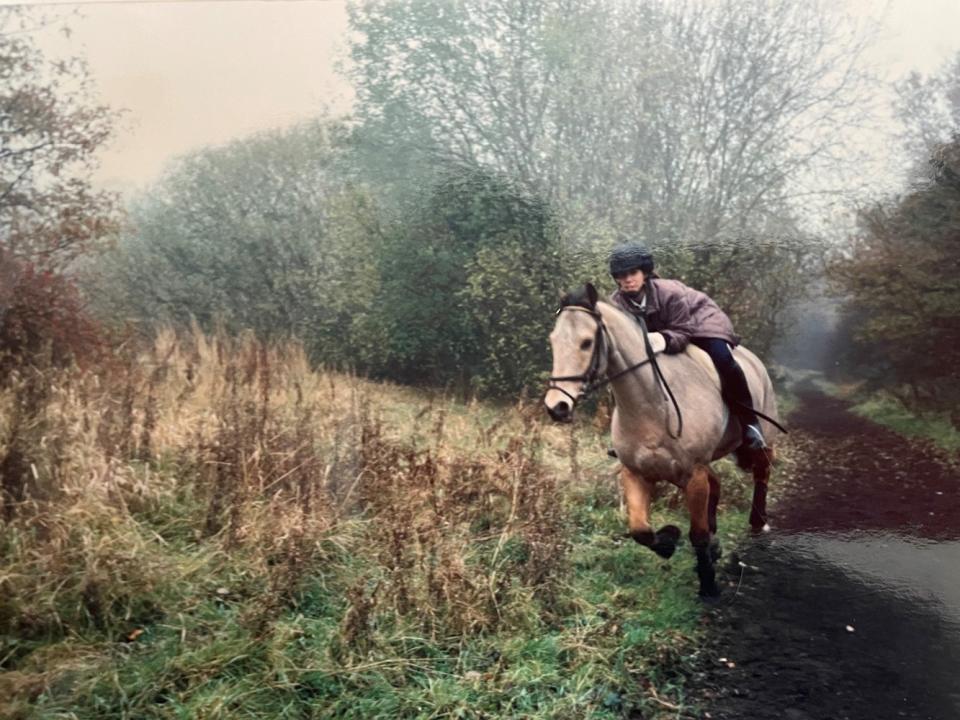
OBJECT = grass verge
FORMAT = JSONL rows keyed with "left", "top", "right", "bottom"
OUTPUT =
{"left": 849, "top": 392, "right": 960, "bottom": 455}
{"left": 1, "top": 328, "right": 757, "bottom": 719}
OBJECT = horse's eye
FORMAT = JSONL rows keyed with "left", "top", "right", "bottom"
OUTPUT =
{"left": 580, "top": 339, "right": 593, "bottom": 351}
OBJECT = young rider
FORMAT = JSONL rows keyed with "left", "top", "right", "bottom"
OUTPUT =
{"left": 607, "top": 242, "right": 767, "bottom": 451}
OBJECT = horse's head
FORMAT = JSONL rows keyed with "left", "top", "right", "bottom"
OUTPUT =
{"left": 544, "top": 283, "right": 608, "bottom": 423}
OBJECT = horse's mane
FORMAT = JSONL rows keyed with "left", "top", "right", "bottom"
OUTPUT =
{"left": 596, "top": 300, "right": 652, "bottom": 352}
{"left": 558, "top": 285, "right": 596, "bottom": 311}
{"left": 559, "top": 285, "right": 641, "bottom": 338}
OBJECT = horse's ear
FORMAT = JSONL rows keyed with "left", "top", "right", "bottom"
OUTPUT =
{"left": 585, "top": 282, "right": 598, "bottom": 309}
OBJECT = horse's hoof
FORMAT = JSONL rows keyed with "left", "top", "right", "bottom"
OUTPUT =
{"left": 656, "top": 524, "right": 681, "bottom": 542}
{"left": 650, "top": 525, "right": 681, "bottom": 559}
{"left": 629, "top": 529, "right": 655, "bottom": 546}
{"left": 699, "top": 583, "right": 722, "bottom": 599}
{"left": 651, "top": 539, "right": 677, "bottom": 559}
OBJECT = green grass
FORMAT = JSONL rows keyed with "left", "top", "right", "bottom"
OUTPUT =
{"left": 1, "top": 332, "right": 763, "bottom": 720}
{"left": 773, "top": 387, "right": 800, "bottom": 420}
{"left": 4, "top": 466, "right": 728, "bottom": 720}
{"left": 850, "top": 392, "right": 960, "bottom": 454}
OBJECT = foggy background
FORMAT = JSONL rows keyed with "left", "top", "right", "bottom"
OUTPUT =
{"left": 6, "top": 0, "right": 960, "bottom": 401}
{"left": 28, "top": 0, "right": 960, "bottom": 194}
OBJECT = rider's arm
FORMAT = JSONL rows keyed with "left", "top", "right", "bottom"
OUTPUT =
{"left": 659, "top": 292, "right": 696, "bottom": 354}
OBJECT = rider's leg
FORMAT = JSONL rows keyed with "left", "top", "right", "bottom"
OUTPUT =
{"left": 691, "top": 337, "right": 766, "bottom": 450}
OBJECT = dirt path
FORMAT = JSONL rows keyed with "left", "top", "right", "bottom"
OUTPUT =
{"left": 690, "top": 388, "right": 960, "bottom": 720}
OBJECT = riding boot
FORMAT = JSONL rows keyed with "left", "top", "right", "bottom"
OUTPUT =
{"left": 717, "top": 358, "right": 767, "bottom": 451}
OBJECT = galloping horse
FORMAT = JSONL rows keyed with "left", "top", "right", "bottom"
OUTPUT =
{"left": 543, "top": 284, "right": 779, "bottom": 597}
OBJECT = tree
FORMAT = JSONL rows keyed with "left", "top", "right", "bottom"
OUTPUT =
{"left": 347, "top": 0, "right": 872, "bottom": 236}
{"left": 831, "top": 54, "right": 960, "bottom": 413}
{"left": 0, "top": 8, "right": 119, "bottom": 375}
{"left": 896, "top": 53, "right": 960, "bottom": 168}
{"left": 0, "top": 7, "right": 119, "bottom": 273}
{"left": 345, "top": 0, "right": 876, "bottom": 356}
{"left": 92, "top": 120, "right": 383, "bottom": 369}
{"left": 369, "top": 163, "right": 568, "bottom": 396}
{"left": 829, "top": 135, "right": 960, "bottom": 412}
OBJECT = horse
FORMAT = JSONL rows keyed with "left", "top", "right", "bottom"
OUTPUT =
{"left": 543, "top": 283, "right": 779, "bottom": 597}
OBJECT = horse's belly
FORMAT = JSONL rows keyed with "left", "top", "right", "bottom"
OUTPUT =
{"left": 611, "top": 416, "right": 720, "bottom": 489}
{"left": 623, "top": 447, "right": 691, "bottom": 490}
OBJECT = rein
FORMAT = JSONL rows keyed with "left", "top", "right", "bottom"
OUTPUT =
{"left": 547, "top": 306, "right": 684, "bottom": 438}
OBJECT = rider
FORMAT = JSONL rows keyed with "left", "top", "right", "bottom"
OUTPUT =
{"left": 608, "top": 242, "right": 767, "bottom": 451}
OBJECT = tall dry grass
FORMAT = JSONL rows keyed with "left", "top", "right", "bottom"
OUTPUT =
{"left": 0, "top": 326, "right": 575, "bottom": 716}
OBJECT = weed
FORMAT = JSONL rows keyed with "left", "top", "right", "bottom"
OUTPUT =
{"left": 1, "top": 326, "right": 720, "bottom": 719}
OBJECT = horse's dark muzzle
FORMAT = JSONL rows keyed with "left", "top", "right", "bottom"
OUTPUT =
{"left": 546, "top": 400, "right": 573, "bottom": 423}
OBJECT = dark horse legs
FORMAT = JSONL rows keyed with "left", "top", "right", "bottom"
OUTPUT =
{"left": 622, "top": 464, "right": 735, "bottom": 597}
{"left": 687, "top": 466, "right": 720, "bottom": 597}
{"left": 749, "top": 447, "right": 773, "bottom": 531}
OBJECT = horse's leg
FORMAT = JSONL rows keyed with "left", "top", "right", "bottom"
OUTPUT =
{"left": 749, "top": 446, "right": 774, "bottom": 532}
{"left": 707, "top": 468, "right": 722, "bottom": 562}
{"left": 707, "top": 468, "right": 720, "bottom": 535}
{"left": 686, "top": 465, "right": 720, "bottom": 597}
{"left": 621, "top": 466, "right": 680, "bottom": 559}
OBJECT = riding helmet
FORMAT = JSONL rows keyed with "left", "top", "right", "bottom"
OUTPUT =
{"left": 609, "top": 243, "right": 654, "bottom": 277}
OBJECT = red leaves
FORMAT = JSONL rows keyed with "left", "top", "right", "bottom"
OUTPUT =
{"left": 0, "top": 251, "right": 108, "bottom": 380}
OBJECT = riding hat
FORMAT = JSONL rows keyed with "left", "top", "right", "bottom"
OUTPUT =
{"left": 609, "top": 243, "right": 655, "bottom": 277}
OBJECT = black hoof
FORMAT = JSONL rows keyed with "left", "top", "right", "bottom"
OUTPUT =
{"left": 650, "top": 525, "right": 681, "bottom": 559}
{"left": 651, "top": 539, "right": 676, "bottom": 559}
{"left": 699, "top": 584, "right": 722, "bottom": 600}
{"left": 628, "top": 529, "right": 655, "bottom": 546}
{"left": 656, "top": 524, "right": 681, "bottom": 542}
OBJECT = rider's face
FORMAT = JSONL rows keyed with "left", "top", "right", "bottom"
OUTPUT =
{"left": 614, "top": 267, "right": 645, "bottom": 294}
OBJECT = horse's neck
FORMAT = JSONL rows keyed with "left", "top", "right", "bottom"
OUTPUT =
{"left": 598, "top": 302, "right": 676, "bottom": 428}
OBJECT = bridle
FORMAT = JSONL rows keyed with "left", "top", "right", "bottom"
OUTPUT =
{"left": 546, "top": 305, "right": 684, "bottom": 438}
{"left": 545, "top": 306, "right": 609, "bottom": 405}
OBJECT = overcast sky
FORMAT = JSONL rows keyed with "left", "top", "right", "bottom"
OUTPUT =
{"left": 17, "top": 0, "right": 960, "bottom": 195}
{"left": 28, "top": 0, "right": 352, "bottom": 194}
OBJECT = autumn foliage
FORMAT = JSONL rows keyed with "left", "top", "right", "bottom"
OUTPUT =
{"left": 0, "top": 252, "right": 108, "bottom": 380}
{"left": 1, "top": 8, "right": 119, "bottom": 381}
{"left": 830, "top": 136, "right": 960, "bottom": 413}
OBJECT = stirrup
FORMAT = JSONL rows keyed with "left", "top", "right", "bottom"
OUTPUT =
{"left": 743, "top": 424, "right": 767, "bottom": 451}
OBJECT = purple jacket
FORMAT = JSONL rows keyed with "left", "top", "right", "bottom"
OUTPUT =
{"left": 609, "top": 278, "right": 739, "bottom": 354}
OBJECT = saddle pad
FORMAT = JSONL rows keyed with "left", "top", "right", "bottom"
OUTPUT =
{"left": 684, "top": 343, "right": 722, "bottom": 391}
{"left": 683, "top": 343, "right": 736, "bottom": 445}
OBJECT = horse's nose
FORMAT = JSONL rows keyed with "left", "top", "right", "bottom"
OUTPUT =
{"left": 546, "top": 400, "right": 572, "bottom": 423}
